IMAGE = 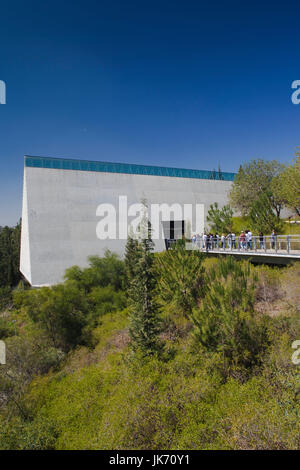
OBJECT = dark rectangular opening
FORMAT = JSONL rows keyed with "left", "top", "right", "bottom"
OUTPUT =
{"left": 163, "top": 220, "right": 185, "bottom": 250}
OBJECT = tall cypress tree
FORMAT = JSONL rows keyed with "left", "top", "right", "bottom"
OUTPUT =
{"left": 127, "top": 205, "right": 162, "bottom": 357}
{"left": 124, "top": 233, "right": 140, "bottom": 289}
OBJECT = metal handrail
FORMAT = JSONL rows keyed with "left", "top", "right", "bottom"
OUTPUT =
{"left": 189, "top": 234, "right": 300, "bottom": 256}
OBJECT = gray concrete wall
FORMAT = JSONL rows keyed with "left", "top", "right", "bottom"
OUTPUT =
{"left": 20, "top": 166, "right": 233, "bottom": 286}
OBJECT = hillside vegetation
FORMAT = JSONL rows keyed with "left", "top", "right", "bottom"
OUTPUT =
{"left": 1, "top": 248, "right": 300, "bottom": 450}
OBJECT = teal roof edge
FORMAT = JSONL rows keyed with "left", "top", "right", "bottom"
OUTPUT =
{"left": 24, "top": 155, "right": 236, "bottom": 181}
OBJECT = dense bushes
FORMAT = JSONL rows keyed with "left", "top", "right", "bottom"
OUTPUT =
{"left": 0, "top": 317, "right": 15, "bottom": 339}
{"left": 0, "top": 248, "right": 300, "bottom": 450}
{"left": 0, "top": 286, "right": 12, "bottom": 311}
{"left": 14, "top": 283, "right": 91, "bottom": 351}
{"left": 0, "top": 250, "right": 126, "bottom": 445}
{"left": 192, "top": 257, "right": 270, "bottom": 373}
{"left": 64, "top": 250, "right": 125, "bottom": 291}
{"left": 156, "top": 241, "right": 205, "bottom": 317}
{"left": 177, "top": 375, "right": 300, "bottom": 450}
{"left": 6, "top": 341, "right": 299, "bottom": 450}
{"left": 13, "top": 251, "right": 126, "bottom": 352}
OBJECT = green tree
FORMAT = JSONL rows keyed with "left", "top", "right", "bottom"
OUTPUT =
{"left": 156, "top": 240, "right": 205, "bottom": 317}
{"left": 229, "top": 160, "right": 285, "bottom": 217}
{"left": 272, "top": 150, "right": 300, "bottom": 216}
{"left": 207, "top": 202, "right": 233, "bottom": 233}
{"left": 64, "top": 250, "right": 125, "bottom": 292}
{"left": 0, "top": 221, "right": 21, "bottom": 287}
{"left": 249, "top": 192, "right": 283, "bottom": 234}
{"left": 14, "top": 282, "right": 91, "bottom": 351}
{"left": 128, "top": 205, "right": 162, "bottom": 357}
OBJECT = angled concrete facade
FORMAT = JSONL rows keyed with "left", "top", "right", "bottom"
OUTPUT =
{"left": 20, "top": 156, "right": 235, "bottom": 286}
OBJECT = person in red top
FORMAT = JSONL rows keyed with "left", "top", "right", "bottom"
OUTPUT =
{"left": 240, "top": 231, "right": 246, "bottom": 250}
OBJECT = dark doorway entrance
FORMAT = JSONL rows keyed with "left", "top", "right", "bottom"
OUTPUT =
{"left": 162, "top": 220, "right": 185, "bottom": 249}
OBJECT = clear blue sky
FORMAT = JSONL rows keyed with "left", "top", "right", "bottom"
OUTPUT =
{"left": 1, "top": 0, "right": 300, "bottom": 226}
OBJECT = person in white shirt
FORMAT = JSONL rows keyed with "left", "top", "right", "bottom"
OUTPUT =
{"left": 247, "top": 230, "right": 253, "bottom": 250}
{"left": 231, "top": 232, "right": 236, "bottom": 249}
{"left": 202, "top": 233, "right": 207, "bottom": 250}
{"left": 221, "top": 233, "right": 225, "bottom": 249}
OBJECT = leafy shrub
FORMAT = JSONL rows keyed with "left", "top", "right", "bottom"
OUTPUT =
{"left": 0, "top": 415, "right": 58, "bottom": 450}
{"left": 64, "top": 250, "right": 125, "bottom": 292}
{"left": 177, "top": 376, "right": 300, "bottom": 450}
{"left": 88, "top": 285, "right": 126, "bottom": 318}
{"left": 0, "top": 317, "right": 15, "bottom": 339}
{"left": 0, "top": 334, "right": 64, "bottom": 422}
{"left": 13, "top": 282, "right": 91, "bottom": 351}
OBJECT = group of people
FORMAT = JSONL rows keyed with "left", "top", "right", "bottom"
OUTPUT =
{"left": 191, "top": 230, "right": 277, "bottom": 251}
{"left": 191, "top": 232, "right": 237, "bottom": 251}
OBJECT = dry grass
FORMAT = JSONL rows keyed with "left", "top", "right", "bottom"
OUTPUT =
{"left": 255, "top": 262, "right": 300, "bottom": 316}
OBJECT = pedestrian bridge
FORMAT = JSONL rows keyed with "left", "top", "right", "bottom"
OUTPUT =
{"left": 185, "top": 235, "right": 300, "bottom": 265}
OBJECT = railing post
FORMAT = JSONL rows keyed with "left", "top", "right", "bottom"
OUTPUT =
{"left": 264, "top": 236, "right": 267, "bottom": 253}
{"left": 254, "top": 236, "right": 257, "bottom": 252}
{"left": 287, "top": 235, "right": 290, "bottom": 254}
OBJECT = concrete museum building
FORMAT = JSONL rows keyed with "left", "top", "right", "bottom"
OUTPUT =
{"left": 20, "top": 155, "right": 235, "bottom": 286}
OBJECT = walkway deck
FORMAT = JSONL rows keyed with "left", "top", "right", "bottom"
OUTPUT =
{"left": 185, "top": 235, "right": 300, "bottom": 265}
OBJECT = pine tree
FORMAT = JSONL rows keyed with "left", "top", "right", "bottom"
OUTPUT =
{"left": 156, "top": 239, "right": 205, "bottom": 317}
{"left": 128, "top": 204, "right": 163, "bottom": 357}
{"left": 207, "top": 202, "right": 233, "bottom": 233}
{"left": 124, "top": 234, "right": 140, "bottom": 289}
{"left": 191, "top": 256, "right": 269, "bottom": 370}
